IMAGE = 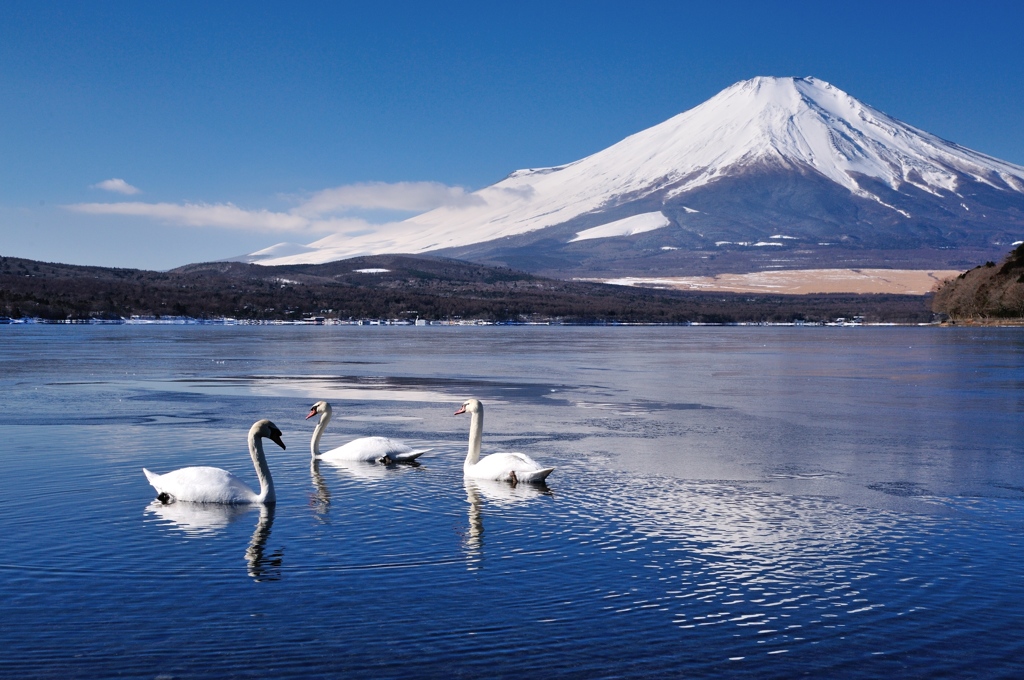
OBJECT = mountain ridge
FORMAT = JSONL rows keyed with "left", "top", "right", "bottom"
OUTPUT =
{"left": 247, "top": 76, "right": 1024, "bottom": 276}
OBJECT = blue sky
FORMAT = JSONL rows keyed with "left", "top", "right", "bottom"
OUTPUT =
{"left": 2, "top": 0, "right": 1023, "bottom": 269}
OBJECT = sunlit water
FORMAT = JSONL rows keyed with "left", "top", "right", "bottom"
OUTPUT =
{"left": 1, "top": 325, "right": 1023, "bottom": 678}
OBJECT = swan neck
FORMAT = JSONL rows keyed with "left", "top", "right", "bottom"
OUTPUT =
{"left": 250, "top": 430, "right": 276, "bottom": 504}
{"left": 311, "top": 412, "right": 329, "bottom": 457}
{"left": 466, "top": 407, "right": 483, "bottom": 469}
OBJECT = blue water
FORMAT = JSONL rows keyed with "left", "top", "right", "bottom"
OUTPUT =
{"left": 1, "top": 326, "right": 1023, "bottom": 678}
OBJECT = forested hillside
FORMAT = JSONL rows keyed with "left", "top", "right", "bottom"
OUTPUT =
{"left": 1, "top": 253, "right": 934, "bottom": 324}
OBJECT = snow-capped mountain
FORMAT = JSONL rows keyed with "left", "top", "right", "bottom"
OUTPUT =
{"left": 249, "top": 77, "right": 1024, "bottom": 277}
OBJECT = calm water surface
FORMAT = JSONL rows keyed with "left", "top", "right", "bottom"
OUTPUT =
{"left": 1, "top": 326, "right": 1023, "bottom": 678}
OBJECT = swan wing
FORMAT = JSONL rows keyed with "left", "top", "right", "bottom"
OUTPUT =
{"left": 390, "top": 447, "right": 431, "bottom": 462}
{"left": 143, "top": 466, "right": 257, "bottom": 504}
{"left": 466, "top": 452, "right": 554, "bottom": 483}
{"left": 320, "top": 436, "right": 428, "bottom": 462}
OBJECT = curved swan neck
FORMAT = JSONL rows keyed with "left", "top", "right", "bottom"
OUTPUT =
{"left": 249, "top": 429, "right": 276, "bottom": 504}
{"left": 310, "top": 411, "right": 330, "bottom": 457}
{"left": 465, "top": 405, "right": 483, "bottom": 469}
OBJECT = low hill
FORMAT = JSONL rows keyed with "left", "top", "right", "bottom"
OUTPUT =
{"left": 1, "top": 253, "right": 934, "bottom": 324}
{"left": 932, "top": 245, "right": 1024, "bottom": 322}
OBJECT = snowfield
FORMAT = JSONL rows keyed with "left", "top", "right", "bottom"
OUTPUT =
{"left": 569, "top": 212, "right": 670, "bottom": 242}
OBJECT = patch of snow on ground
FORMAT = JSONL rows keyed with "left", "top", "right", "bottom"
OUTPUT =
{"left": 354, "top": 268, "right": 390, "bottom": 273}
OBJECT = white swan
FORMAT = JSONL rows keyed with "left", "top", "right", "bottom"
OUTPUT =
{"left": 306, "top": 400, "right": 429, "bottom": 463}
{"left": 454, "top": 399, "right": 554, "bottom": 484}
{"left": 143, "top": 419, "right": 285, "bottom": 504}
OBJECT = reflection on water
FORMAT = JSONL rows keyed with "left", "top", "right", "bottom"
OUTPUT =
{"left": 145, "top": 498, "right": 252, "bottom": 536}
{"left": 243, "top": 506, "right": 282, "bottom": 582}
{"left": 465, "top": 477, "right": 552, "bottom": 505}
{"left": 3, "top": 326, "right": 1024, "bottom": 678}
{"left": 316, "top": 457, "right": 420, "bottom": 481}
{"left": 462, "top": 478, "right": 553, "bottom": 570}
{"left": 463, "top": 481, "right": 483, "bottom": 564}
{"left": 309, "top": 460, "right": 332, "bottom": 520}
{"left": 145, "top": 501, "right": 281, "bottom": 582}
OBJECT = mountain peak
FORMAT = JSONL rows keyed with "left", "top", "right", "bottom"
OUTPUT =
{"left": 249, "top": 76, "right": 1024, "bottom": 270}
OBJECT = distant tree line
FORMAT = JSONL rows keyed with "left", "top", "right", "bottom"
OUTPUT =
{"left": 1, "top": 253, "right": 936, "bottom": 324}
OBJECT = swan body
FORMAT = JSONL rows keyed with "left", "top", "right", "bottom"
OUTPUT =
{"left": 143, "top": 419, "right": 285, "bottom": 504}
{"left": 455, "top": 399, "right": 554, "bottom": 484}
{"left": 306, "top": 401, "right": 429, "bottom": 463}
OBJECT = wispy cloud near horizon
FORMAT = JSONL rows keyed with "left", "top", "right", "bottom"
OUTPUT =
{"left": 91, "top": 178, "right": 141, "bottom": 195}
{"left": 66, "top": 181, "right": 479, "bottom": 234}
{"left": 69, "top": 201, "right": 313, "bottom": 232}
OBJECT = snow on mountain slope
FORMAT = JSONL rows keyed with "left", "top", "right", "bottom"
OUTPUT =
{"left": 250, "top": 76, "right": 1024, "bottom": 266}
{"left": 569, "top": 212, "right": 670, "bottom": 242}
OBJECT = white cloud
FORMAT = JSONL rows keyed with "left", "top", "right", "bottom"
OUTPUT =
{"left": 69, "top": 201, "right": 313, "bottom": 233}
{"left": 65, "top": 181, "right": 482, "bottom": 235}
{"left": 67, "top": 199, "right": 412, "bottom": 236}
{"left": 91, "top": 178, "right": 141, "bottom": 195}
{"left": 293, "top": 181, "right": 483, "bottom": 217}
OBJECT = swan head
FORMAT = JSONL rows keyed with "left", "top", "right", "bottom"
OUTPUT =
{"left": 454, "top": 398, "right": 482, "bottom": 416}
{"left": 306, "top": 400, "right": 332, "bottom": 422}
{"left": 252, "top": 419, "right": 286, "bottom": 450}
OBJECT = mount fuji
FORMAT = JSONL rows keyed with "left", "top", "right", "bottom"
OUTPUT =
{"left": 248, "top": 77, "right": 1024, "bottom": 277}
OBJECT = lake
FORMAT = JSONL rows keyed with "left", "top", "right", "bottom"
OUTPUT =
{"left": 1, "top": 325, "right": 1023, "bottom": 678}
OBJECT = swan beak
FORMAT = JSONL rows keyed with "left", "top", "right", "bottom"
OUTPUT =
{"left": 269, "top": 432, "right": 286, "bottom": 450}
{"left": 305, "top": 407, "right": 317, "bottom": 420}
{"left": 453, "top": 405, "right": 466, "bottom": 415}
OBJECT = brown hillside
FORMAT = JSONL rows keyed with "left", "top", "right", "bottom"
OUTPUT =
{"left": 932, "top": 244, "right": 1024, "bottom": 322}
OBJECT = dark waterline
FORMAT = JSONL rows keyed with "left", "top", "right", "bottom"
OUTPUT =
{"left": 1, "top": 325, "right": 1022, "bottom": 678}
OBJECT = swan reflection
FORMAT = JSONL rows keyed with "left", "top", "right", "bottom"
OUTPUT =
{"left": 145, "top": 501, "right": 282, "bottom": 581}
{"left": 316, "top": 456, "right": 420, "bottom": 482}
{"left": 309, "top": 459, "right": 332, "bottom": 520}
{"left": 243, "top": 505, "right": 282, "bottom": 582}
{"left": 462, "top": 478, "right": 552, "bottom": 570}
